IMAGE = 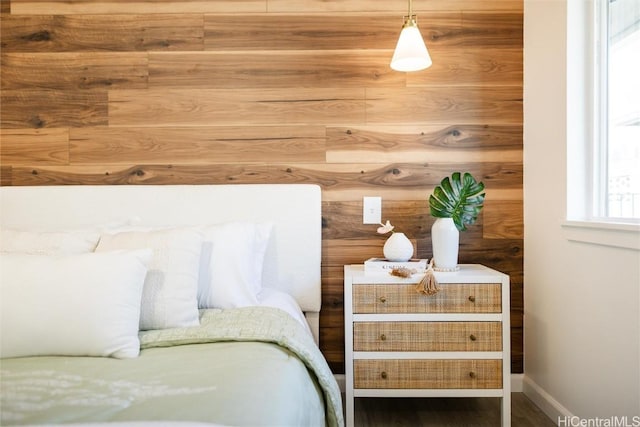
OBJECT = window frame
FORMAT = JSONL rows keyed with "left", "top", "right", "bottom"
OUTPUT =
{"left": 592, "top": 0, "right": 609, "bottom": 220}
{"left": 593, "top": 0, "right": 640, "bottom": 223}
{"left": 563, "top": 0, "right": 640, "bottom": 251}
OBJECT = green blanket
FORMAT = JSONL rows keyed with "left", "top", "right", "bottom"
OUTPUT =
{"left": 1, "top": 307, "right": 344, "bottom": 427}
{"left": 140, "top": 307, "right": 344, "bottom": 426}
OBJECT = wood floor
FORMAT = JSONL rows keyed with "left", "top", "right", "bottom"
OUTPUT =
{"left": 352, "top": 393, "right": 556, "bottom": 427}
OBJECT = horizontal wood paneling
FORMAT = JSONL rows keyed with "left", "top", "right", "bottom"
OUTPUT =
{"left": 326, "top": 124, "right": 522, "bottom": 163}
{"left": 267, "top": 0, "right": 523, "bottom": 13}
{"left": 461, "top": 12, "right": 523, "bottom": 47}
{"left": 1, "top": 128, "right": 69, "bottom": 164}
{"left": 407, "top": 47, "right": 523, "bottom": 87}
{"left": 10, "top": 0, "right": 267, "bottom": 15}
{"left": 9, "top": 0, "right": 523, "bottom": 15}
{"left": 108, "top": 86, "right": 522, "bottom": 127}
{"left": 148, "top": 51, "right": 406, "bottom": 89}
{"left": 366, "top": 86, "right": 523, "bottom": 124}
{"left": 69, "top": 126, "right": 327, "bottom": 164}
{"left": 149, "top": 48, "right": 522, "bottom": 89}
{"left": 0, "top": 166, "right": 11, "bottom": 185}
{"left": 5, "top": 162, "right": 522, "bottom": 189}
{"left": 0, "top": 14, "right": 204, "bottom": 52}
{"left": 1, "top": 90, "right": 107, "bottom": 128}
{"left": 204, "top": 13, "right": 463, "bottom": 51}
{"left": 1, "top": 52, "right": 148, "bottom": 90}
{"left": 484, "top": 200, "right": 523, "bottom": 239}
{"left": 1, "top": 1, "right": 524, "bottom": 374}
{"left": 108, "top": 88, "right": 367, "bottom": 126}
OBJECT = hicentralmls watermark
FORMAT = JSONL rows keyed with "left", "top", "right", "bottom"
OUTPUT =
{"left": 558, "top": 416, "right": 640, "bottom": 427}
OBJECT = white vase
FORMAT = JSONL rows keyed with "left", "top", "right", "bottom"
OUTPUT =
{"left": 431, "top": 218, "right": 459, "bottom": 270}
{"left": 383, "top": 232, "right": 414, "bottom": 262}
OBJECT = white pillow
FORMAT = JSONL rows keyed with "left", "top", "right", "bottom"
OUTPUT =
{"left": 258, "top": 287, "right": 312, "bottom": 335}
{"left": 0, "top": 228, "right": 100, "bottom": 254}
{"left": 198, "top": 222, "right": 272, "bottom": 309}
{"left": 96, "top": 228, "right": 203, "bottom": 330}
{"left": 0, "top": 250, "right": 150, "bottom": 359}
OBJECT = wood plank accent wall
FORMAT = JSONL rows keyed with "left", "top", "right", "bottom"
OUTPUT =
{"left": 0, "top": 0, "right": 524, "bottom": 374}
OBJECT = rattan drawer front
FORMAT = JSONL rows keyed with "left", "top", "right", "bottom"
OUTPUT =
{"left": 352, "top": 283, "right": 501, "bottom": 314}
{"left": 353, "top": 321, "right": 502, "bottom": 352}
{"left": 354, "top": 359, "right": 502, "bottom": 389}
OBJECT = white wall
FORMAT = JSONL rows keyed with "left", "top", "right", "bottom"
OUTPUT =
{"left": 524, "top": 0, "right": 640, "bottom": 421}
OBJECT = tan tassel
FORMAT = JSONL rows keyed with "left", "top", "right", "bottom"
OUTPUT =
{"left": 415, "top": 259, "right": 439, "bottom": 296}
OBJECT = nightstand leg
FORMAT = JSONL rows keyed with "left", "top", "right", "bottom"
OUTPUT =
{"left": 346, "top": 392, "right": 354, "bottom": 427}
{"left": 502, "top": 392, "right": 512, "bottom": 427}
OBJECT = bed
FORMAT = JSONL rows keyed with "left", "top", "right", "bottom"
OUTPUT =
{"left": 0, "top": 184, "right": 343, "bottom": 427}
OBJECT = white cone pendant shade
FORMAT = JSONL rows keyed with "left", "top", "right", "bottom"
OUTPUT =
{"left": 390, "top": 18, "right": 432, "bottom": 72}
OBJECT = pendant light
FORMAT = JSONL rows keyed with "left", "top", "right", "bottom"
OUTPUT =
{"left": 390, "top": 0, "right": 432, "bottom": 72}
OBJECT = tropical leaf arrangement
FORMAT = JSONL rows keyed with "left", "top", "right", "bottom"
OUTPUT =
{"left": 429, "top": 172, "right": 486, "bottom": 232}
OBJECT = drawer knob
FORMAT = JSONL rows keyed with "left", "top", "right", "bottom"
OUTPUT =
{"left": 469, "top": 371, "right": 477, "bottom": 379}
{"left": 380, "top": 334, "right": 387, "bottom": 341}
{"left": 469, "top": 334, "right": 477, "bottom": 341}
{"left": 381, "top": 371, "right": 388, "bottom": 379}
{"left": 468, "top": 295, "right": 476, "bottom": 303}
{"left": 379, "top": 296, "right": 387, "bottom": 303}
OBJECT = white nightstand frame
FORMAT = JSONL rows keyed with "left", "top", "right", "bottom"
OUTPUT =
{"left": 344, "top": 264, "right": 511, "bottom": 427}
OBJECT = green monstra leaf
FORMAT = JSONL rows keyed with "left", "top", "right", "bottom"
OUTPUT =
{"left": 428, "top": 172, "right": 486, "bottom": 231}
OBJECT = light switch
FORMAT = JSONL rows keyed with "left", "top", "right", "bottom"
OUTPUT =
{"left": 363, "top": 196, "right": 382, "bottom": 224}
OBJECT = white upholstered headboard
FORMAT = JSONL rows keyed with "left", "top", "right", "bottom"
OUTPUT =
{"left": 0, "top": 184, "right": 322, "bottom": 341}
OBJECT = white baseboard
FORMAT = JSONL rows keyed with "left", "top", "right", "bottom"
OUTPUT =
{"left": 335, "top": 373, "right": 525, "bottom": 394}
{"left": 523, "top": 375, "right": 573, "bottom": 425}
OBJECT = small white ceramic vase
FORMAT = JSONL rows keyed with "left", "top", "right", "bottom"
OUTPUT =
{"left": 431, "top": 218, "right": 459, "bottom": 270}
{"left": 383, "top": 232, "right": 414, "bottom": 262}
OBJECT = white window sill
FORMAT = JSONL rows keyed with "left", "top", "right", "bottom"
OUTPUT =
{"left": 561, "top": 220, "right": 640, "bottom": 251}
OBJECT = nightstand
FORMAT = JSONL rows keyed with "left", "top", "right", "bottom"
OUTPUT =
{"left": 344, "top": 264, "right": 511, "bottom": 427}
